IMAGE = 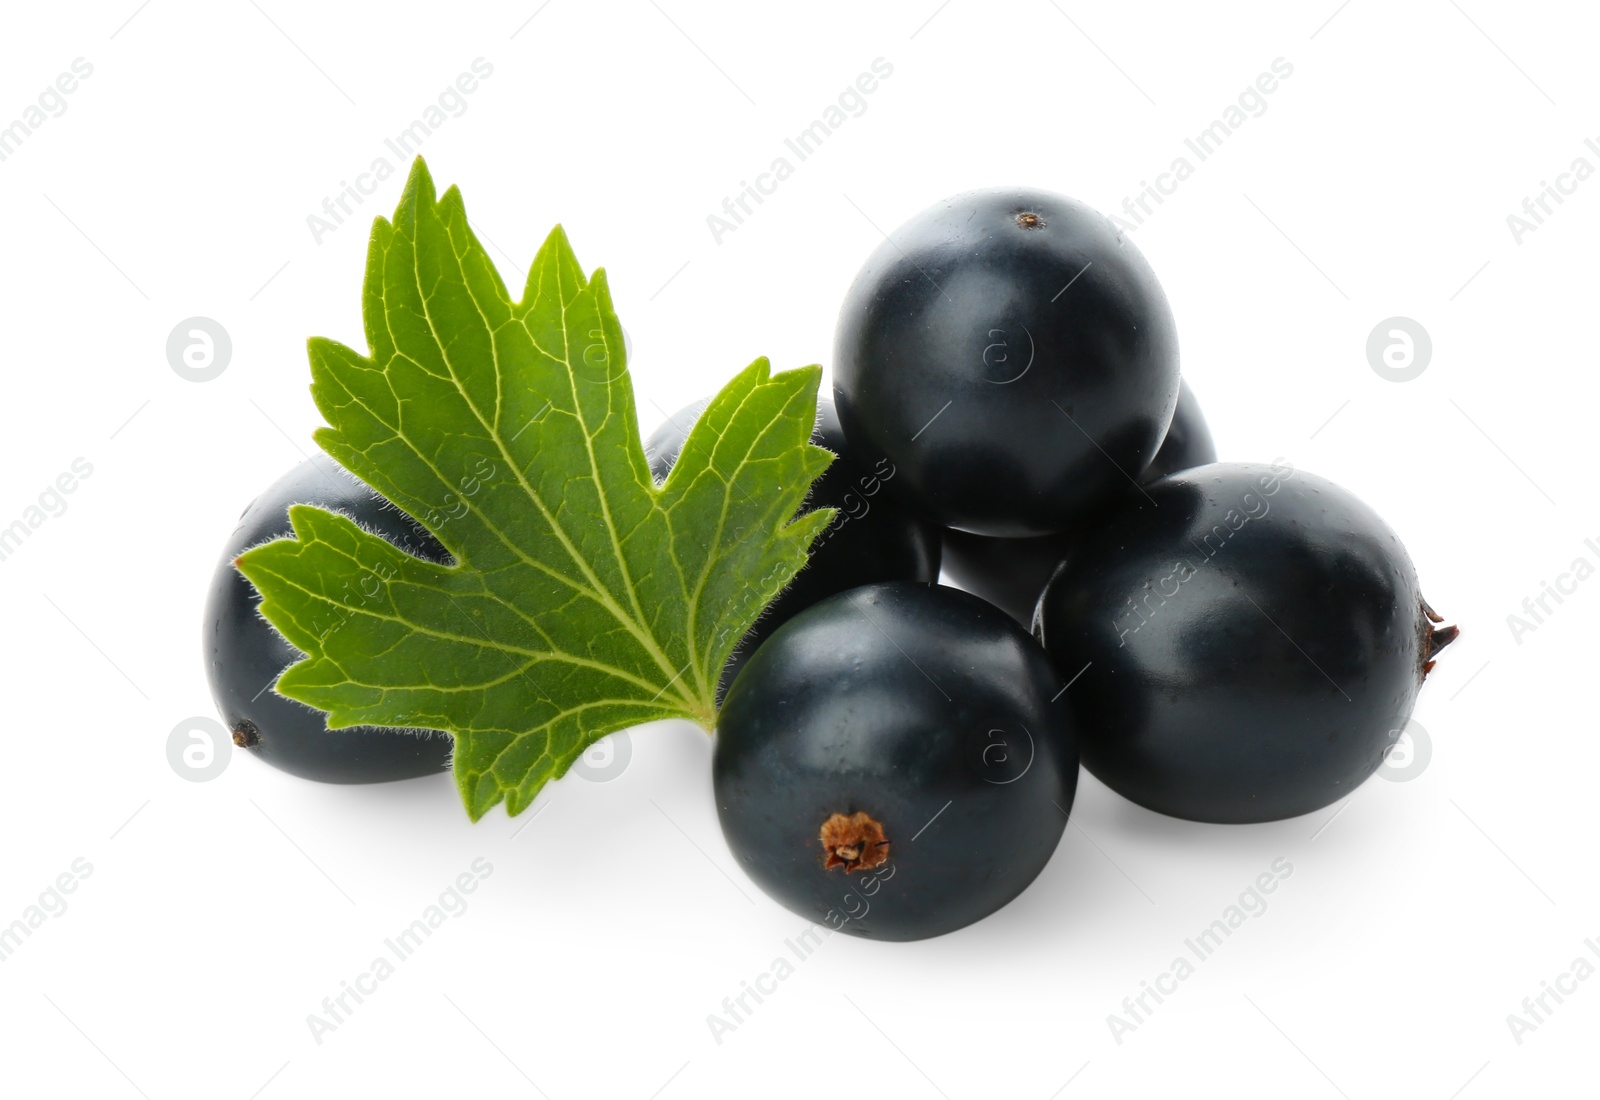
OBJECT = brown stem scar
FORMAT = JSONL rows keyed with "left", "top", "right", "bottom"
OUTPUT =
{"left": 820, "top": 811, "right": 889, "bottom": 872}
{"left": 1417, "top": 595, "right": 1459, "bottom": 681}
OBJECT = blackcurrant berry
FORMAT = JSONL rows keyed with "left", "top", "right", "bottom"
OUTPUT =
{"left": 714, "top": 582, "right": 1079, "bottom": 941}
{"left": 1141, "top": 378, "right": 1217, "bottom": 483}
{"left": 203, "top": 456, "right": 453, "bottom": 783}
{"left": 645, "top": 395, "right": 940, "bottom": 697}
{"left": 834, "top": 188, "right": 1180, "bottom": 537}
{"left": 941, "top": 379, "right": 1217, "bottom": 625}
{"left": 1036, "top": 462, "right": 1458, "bottom": 823}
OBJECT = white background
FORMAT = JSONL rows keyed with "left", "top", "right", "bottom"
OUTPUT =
{"left": 0, "top": 2, "right": 1593, "bottom": 1097}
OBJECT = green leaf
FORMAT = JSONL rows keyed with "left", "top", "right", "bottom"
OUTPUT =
{"left": 237, "top": 158, "right": 834, "bottom": 820}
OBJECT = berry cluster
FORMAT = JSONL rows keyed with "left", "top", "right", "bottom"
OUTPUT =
{"left": 712, "top": 188, "right": 1454, "bottom": 939}
{"left": 205, "top": 186, "right": 1456, "bottom": 942}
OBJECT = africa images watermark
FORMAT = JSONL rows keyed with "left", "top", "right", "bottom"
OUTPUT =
{"left": 1506, "top": 935, "right": 1600, "bottom": 1046}
{"left": 706, "top": 58, "right": 895, "bottom": 245}
{"left": 1504, "top": 536, "right": 1600, "bottom": 645}
{"left": 705, "top": 859, "right": 895, "bottom": 1046}
{"left": 0, "top": 858, "right": 94, "bottom": 964}
{"left": 306, "top": 58, "right": 495, "bottom": 244}
{"left": 0, "top": 58, "right": 94, "bottom": 165}
{"left": 0, "top": 457, "right": 94, "bottom": 565}
{"left": 1111, "top": 57, "right": 1294, "bottom": 233}
{"left": 705, "top": 922, "right": 834, "bottom": 1045}
{"left": 307, "top": 857, "right": 493, "bottom": 1045}
{"left": 1504, "top": 137, "right": 1600, "bottom": 245}
{"left": 1108, "top": 857, "right": 1295, "bottom": 1045}
{"left": 1111, "top": 458, "right": 1295, "bottom": 647}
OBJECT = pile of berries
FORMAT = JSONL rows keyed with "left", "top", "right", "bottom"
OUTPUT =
{"left": 205, "top": 189, "right": 1456, "bottom": 941}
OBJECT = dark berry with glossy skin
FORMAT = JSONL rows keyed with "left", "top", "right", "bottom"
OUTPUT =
{"left": 942, "top": 379, "right": 1217, "bottom": 625}
{"left": 203, "top": 457, "right": 454, "bottom": 783}
{"left": 834, "top": 188, "right": 1180, "bottom": 537}
{"left": 1140, "top": 378, "right": 1217, "bottom": 482}
{"left": 714, "top": 582, "right": 1079, "bottom": 941}
{"left": 1036, "top": 462, "right": 1457, "bottom": 824}
{"left": 646, "top": 395, "right": 940, "bottom": 697}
